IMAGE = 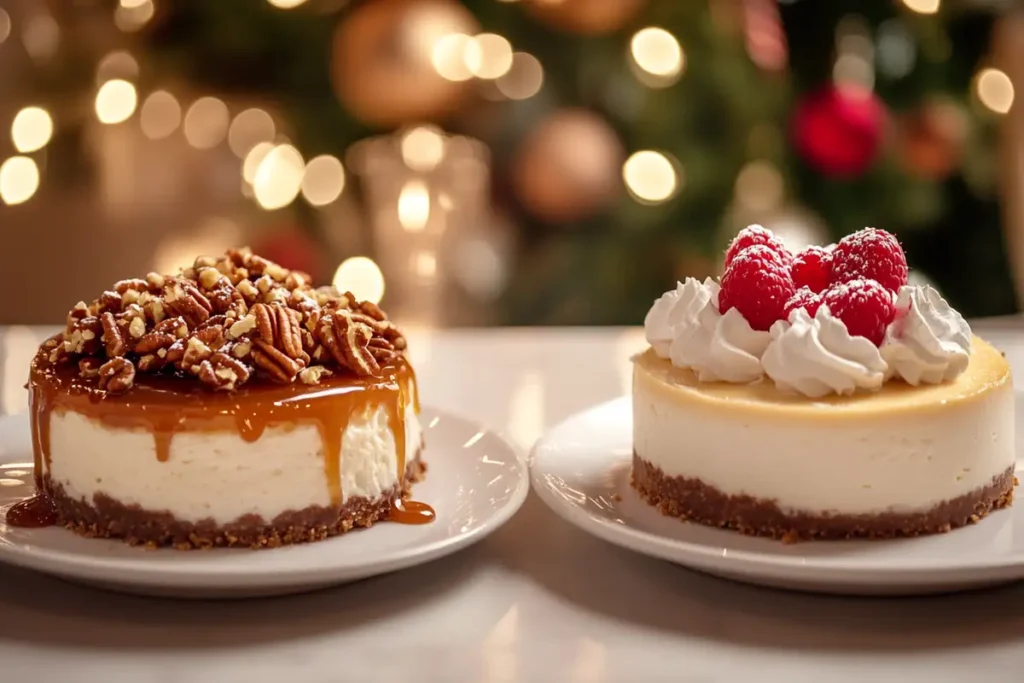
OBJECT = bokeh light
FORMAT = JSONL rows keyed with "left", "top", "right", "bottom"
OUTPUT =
{"left": 468, "top": 33, "right": 514, "bottom": 80}
{"left": 253, "top": 144, "right": 304, "bottom": 210}
{"left": 183, "top": 96, "right": 230, "bottom": 149}
{"left": 228, "top": 108, "right": 276, "bottom": 158}
{"left": 95, "top": 50, "right": 139, "bottom": 85}
{"left": 114, "top": 0, "right": 155, "bottom": 32}
{"left": 139, "top": 90, "right": 182, "bottom": 140}
{"left": 242, "top": 141, "right": 275, "bottom": 184}
{"left": 431, "top": 33, "right": 475, "bottom": 82}
{"left": 398, "top": 180, "right": 431, "bottom": 232}
{"left": 495, "top": 52, "right": 544, "bottom": 100}
{"left": 11, "top": 107, "right": 53, "bottom": 153}
{"left": 629, "top": 27, "right": 684, "bottom": 86}
{"left": 300, "top": 154, "right": 345, "bottom": 206}
{"left": 0, "top": 9, "right": 10, "bottom": 46}
{"left": 333, "top": 257, "right": 385, "bottom": 304}
{"left": 401, "top": 126, "right": 446, "bottom": 171}
{"left": 976, "top": 68, "right": 1014, "bottom": 114}
{"left": 0, "top": 157, "right": 40, "bottom": 205}
{"left": 267, "top": 0, "right": 308, "bottom": 7}
{"left": 902, "top": 0, "right": 939, "bottom": 14}
{"left": 623, "top": 150, "right": 678, "bottom": 204}
{"left": 95, "top": 79, "right": 138, "bottom": 124}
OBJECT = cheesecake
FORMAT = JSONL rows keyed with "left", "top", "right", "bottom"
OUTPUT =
{"left": 8, "top": 248, "right": 430, "bottom": 548}
{"left": 634, "top": 226, "right": 1015, "bottom": 541}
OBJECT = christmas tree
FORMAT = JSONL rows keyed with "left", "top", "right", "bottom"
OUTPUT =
{"left": 9, "top": 0, "right": 1019, "bottom": 324}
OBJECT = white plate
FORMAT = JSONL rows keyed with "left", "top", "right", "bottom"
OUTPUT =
{"left": 530, "top": 396, "right": 1024, "bottom": 596}
{"left": 0, "top": 408, "right": 528, "bottom": 599}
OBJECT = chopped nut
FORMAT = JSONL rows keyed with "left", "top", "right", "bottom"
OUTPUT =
{"left": 194, "top": 255, "right": 217, "bottom": 268}
{"left": 145, "top": 272, "right": 166, "bottom": 290}
{"left": 228, "top": 314, "right": 257, "bottom": 339}
{"left": 236, "top": 279, "right": 259, "bottom": 302}
{"left": 299, "top": 365, "right": 333, "bottom": 385}
{"left": 198, "top": 267, "right": 222, "bottom": 290}
{"left": 78, "top": 358, "right": 102, "bottom": 378}
{"left": 231, "top": 340, "right": 252, "bottom": 359}
{"left": 265, "top": 262, "right": 289, "bottom": 282}
{"left": 252, "top": 339, "right": 306, "bottom": 383}
{"left": 128, "top": 317, "right": 147, "bottom": 339}
{"left": 121, "top": 289, "right": 141, "bottom": 306}
{"left": 255, "top": 275, "right": 274, "bottom": 294}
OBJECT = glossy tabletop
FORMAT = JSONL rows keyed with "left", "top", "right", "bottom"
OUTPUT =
{"left": 2, "top": 323, "right": 1024, "bottom": 683}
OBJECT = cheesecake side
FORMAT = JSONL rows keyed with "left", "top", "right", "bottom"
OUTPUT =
{"left": 631, "top": 338, "right": 1016, "bottom": 540}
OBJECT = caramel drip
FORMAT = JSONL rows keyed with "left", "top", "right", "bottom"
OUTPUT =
{"left": 388, "top": 499, "right": 435, "bottom": 525}
{"left": 27, "top": 339, "right": 417, "bottom": 507}
{"left": 6, "top": 494, "right": 57, "bottom": 528}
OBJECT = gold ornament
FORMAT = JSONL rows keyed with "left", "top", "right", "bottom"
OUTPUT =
{"left": 511, "top": 108, "right": 625, "bottom": 223}
{"left": 523, "top": 0, "right": 646, "bottom": 35}
{"left": 331, "top": 0, "right": 479, "bottom": 127}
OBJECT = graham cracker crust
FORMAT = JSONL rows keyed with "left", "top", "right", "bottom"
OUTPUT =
{"left": 631, "top": 452, "right": 1016, "bottom": 542}
{"left": 45, "top": 450, "right": 426, "bottom": 550}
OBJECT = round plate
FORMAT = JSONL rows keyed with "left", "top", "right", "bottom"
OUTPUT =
{"left": 0, "top": 408, "right": 528, "bottom": 599}
{"left": 530, "top": 396, "right": 1024, "bottom": 596}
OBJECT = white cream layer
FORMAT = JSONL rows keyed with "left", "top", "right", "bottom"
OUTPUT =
{"left": 632, "top": 376, "right": 1014, "bottom": 515}
{"left": 46, "top": 405, "right": 422, "bottom": 525}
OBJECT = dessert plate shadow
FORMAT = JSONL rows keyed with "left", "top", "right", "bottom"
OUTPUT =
{"left": 0, "top": 408, "right": 528, "bottom": 599}
{"left": 530, "top": 396, "right": 1024, "bottom": 596}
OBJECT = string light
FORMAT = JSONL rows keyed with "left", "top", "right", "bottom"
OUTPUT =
{"left": 976, "top": 68, "right": 1014, "bottom": 114}
{"left": 629, "top": 27, "right": 684, "bottom": 87}
{"left": 623, "top": 151, "right": 679, "bottom": 204}
{"left": 253, "top": 144, "right": 304, "bottom": 210}
{"left": 333, "top": 257, "right": 385, "bottom": 304}
{"left": 227, "top": 108, "right": 275, "bottom": 158}
{"left": 139, "top": 90, "right": 182, "bottom": 140}
{"left": 183, "top": 96, "right": 230, "bottom": 149}
{"left": 300, "top": 155, "right": 345, "bottom": 206}
{"left": 902, "top": 0, "right": 939, "bottom": 14}
{"left": 0, "top": 157, "right": 40, "bottom": 205}
{"left": 95, "top": 50, "right": 139, "bottom": 84}
{"left": 495, "top": 52, "right": 543, "bottom": 100}
{"left": 398, "top": 180, "right": 431, "bottom": 232}
{"left": 266, "top": 0, "right": 309, "bottom": 8}
{"left": 11, "top": 107, "right": 53, "bottom": 153}
{"left": 95, "top": 79, "right": 138, "bottom": 124}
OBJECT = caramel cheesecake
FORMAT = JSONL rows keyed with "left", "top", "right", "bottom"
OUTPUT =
{"left": 8, "top": 248, "right": 431, "bottom": 548}
{"left": 635, "top": 226, "right": 1015, "bottom": 540}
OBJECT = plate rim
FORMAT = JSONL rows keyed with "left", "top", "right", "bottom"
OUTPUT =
{"left": 0, "top": 406, "right": 529, "bottom": 587}
{"left": 530, "top": 395, "right": 1024, "bottom": 577}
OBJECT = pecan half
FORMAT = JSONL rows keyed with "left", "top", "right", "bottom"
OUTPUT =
{"left": 330, "top": 312, "right": 380, "bottom": 377}
{"left": 163, "top": 279, "right": 212, "bottom": 327}
{"left": 97, "top": 290, "right": 123, "bottom": 314}
{"left": 197, "top": 352, "right": 251, "bottom": 391}
{"left": 251, "top": 303, "right": 304, "bottom": 359}
{"left": 98, "top": 358, "right": 135, "bottom": 393}
{"left": 100, "top": 312, "right": 127, "bottom": 357}
{"left": 252, "top": 339, "right": 306, "bottom": 383}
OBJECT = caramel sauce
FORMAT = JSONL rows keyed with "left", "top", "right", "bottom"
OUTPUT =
{"left": 388, "top": 498, "right": 436, "bottom": 525}
{"left": 5, "top": 494, "right": 57, "bottom": 528}
{"left": 24, "top": 341, "right": 419, "bottom": 511}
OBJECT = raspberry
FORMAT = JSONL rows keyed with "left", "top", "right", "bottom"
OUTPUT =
{"left": 724, "top": 224, "right": 793, "bottom": 269}
{"left": 830, "top": 227, "right": 908, "bottom": 293}
{"left": 783, "top": 287, "right": 823, "bottom": 320}
{"left": 822, "top": 278, "right": 895, "bottom": 346}
{"left": 719, "top": 245, "right": 795, "bottom": 331}
{"left": 791, "top": 246, "right": 832, "bottom": 293}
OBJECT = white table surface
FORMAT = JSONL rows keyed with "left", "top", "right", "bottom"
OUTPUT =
{"left": 2, "top": 323, "right": 1024, "bottom": 683}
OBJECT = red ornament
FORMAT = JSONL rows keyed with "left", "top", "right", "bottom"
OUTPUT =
{"left": 791, "top": 85, "right": 887, "bottom": 178}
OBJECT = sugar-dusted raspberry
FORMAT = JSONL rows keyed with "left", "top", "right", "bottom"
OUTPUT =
{"left": 719, "top": 245, "right": 796, "bottom": 331}
{"left": 822, "top": 278, "right": 896, "bottom": 346}
{"left": 724, "top": 224, "right": 793, "bottom": 269}
{"left": 830, "top": 227, "right": 908, "bottom": 293}
{"left": 791, "top": 246, "right": 832, "bottom": 293}
{"left": 783, "top": 287, "right": 823, "bottom": 320}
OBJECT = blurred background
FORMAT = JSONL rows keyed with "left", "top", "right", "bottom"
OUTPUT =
{"left": 0, "top": 0, "right": 1021, "bottom": 327}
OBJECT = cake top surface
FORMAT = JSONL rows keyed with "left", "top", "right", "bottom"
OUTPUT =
{"left": 40, "top": 248, "right": 407, "bottom": 394}
{"left": 635, "top": 336, "right": 1009, "bottom": 417}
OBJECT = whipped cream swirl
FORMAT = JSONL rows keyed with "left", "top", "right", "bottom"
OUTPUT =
{"left": 668, "top": 282, "right": 771, "bottom": 383}
{"left": 643, "top": 277, "right": 715, "bottom": 359}
{"left": 762, "top": 307, "right": 887, "bottom": 398}
{"left": 880, "top": 285, "right": 972, "bottom": 385}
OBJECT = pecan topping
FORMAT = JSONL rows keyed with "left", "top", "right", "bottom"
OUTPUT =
{"left": 49, "top": 248, "right": 407, "bottom": 393}
{"left": 98, "top": 357, "right": 135, "bottom": 393}
{"left": 252, "top": 339, "right": 306, "bottom": 383}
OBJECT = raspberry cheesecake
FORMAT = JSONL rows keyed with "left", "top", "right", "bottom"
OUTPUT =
{"left": 7, "top": 248, "right": 431, "bottom": 549}
{"left": 635, "top": 226, "right": 1015, "bottom": 541}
